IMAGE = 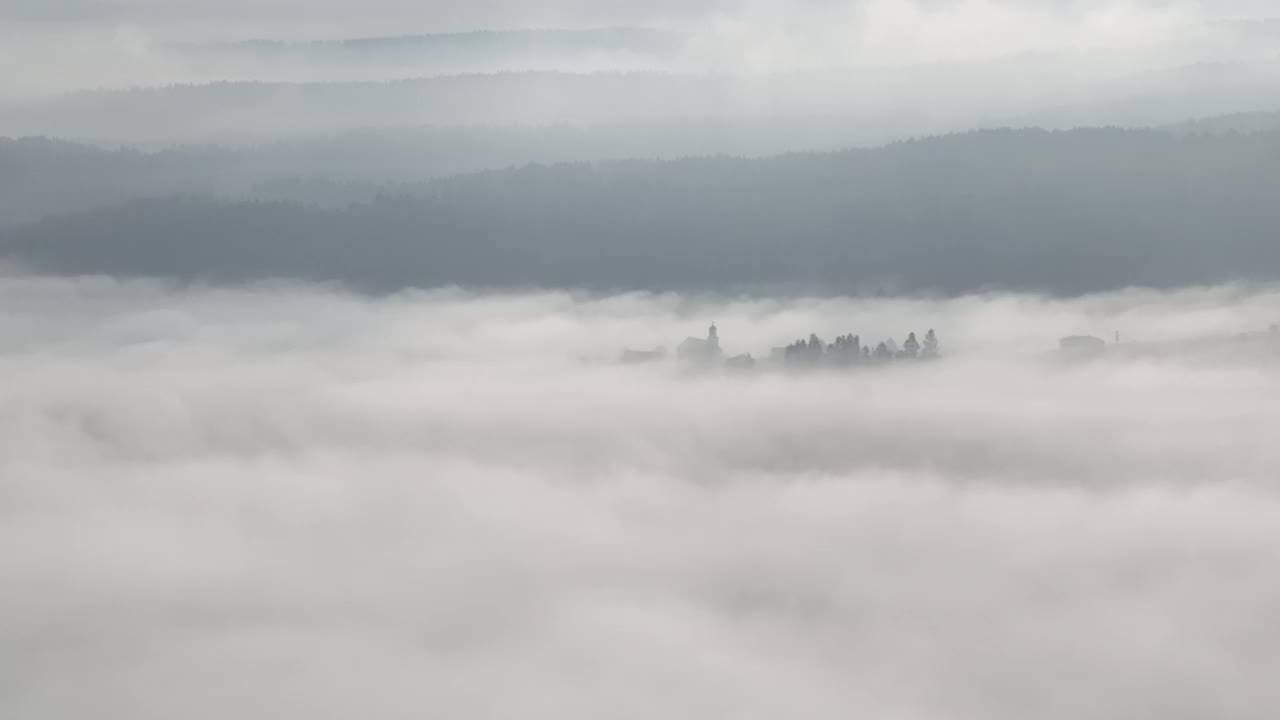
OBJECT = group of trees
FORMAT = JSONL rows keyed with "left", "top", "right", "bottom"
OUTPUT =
{"left": 781, "top": 330, "right": 939, "bottom": 368}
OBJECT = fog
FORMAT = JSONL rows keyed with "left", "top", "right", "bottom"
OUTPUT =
{"left": 3, "top": 0, "right": 1280, "bottom": 143}
{"left": 3, "top": 273, "right": 1280, "bottom": 718}
{"left": 5, "top": 0, "right": 1280, "bottom": 715}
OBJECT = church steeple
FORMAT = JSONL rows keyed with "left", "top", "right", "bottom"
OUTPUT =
{"left": 708, "top": 322, "right": 719, "bottom": 349}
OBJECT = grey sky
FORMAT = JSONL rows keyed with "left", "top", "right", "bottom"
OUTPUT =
{"left": 3, "top": 0, "right": 1275, "bottom": 32}
{"left": 2, "top": 0, "right": 1275, "bottom": 100}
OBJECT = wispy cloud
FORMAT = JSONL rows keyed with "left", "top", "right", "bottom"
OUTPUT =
{"left": 0, "top": 0, "right": 1272, "bottom": 99}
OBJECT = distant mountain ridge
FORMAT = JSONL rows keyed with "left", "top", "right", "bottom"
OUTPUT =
{"left": 8, "top": 56, "right": 1279, "bottom": 146}
{"left": 6, "top": 127, "right": 1280, "bottom": 296}
{"left": 6, "top": 105, "right": 1279, "bottom": 229}
{"left": 211, "top": 27, "right": 686, "bottom": 53}
{"left": 1162, "top": 110, "right": 1280, "bottom": 135}
{"left": 0, "top": 118, "right": 910, "bottom": 227}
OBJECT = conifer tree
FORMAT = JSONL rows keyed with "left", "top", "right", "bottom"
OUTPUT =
{"left": 923, "top": 329, "right": 940, "bottom": 359}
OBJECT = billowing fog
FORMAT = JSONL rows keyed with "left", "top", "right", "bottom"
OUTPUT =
{"left": 5, "top": 0, "right": 1280, "bottom": 717}
{"left": 4, "top": 275, "right": 1280, "bottom": 718}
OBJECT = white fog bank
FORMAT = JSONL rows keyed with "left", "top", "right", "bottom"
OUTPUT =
{"left": 3, "top": 274, "right": 1280, "bottom": 719}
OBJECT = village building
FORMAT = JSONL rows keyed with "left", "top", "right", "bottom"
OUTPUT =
{"left": 677, "top": 322, "right": 724, "bottom": 365}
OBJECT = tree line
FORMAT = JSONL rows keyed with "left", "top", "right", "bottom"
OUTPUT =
{"left": 782, "top": 330, "right": 939, "bottom": 367}
{"left": 7, "top": 128, "right": 1280, "bottom": 295}
{"left": 0, "top": 120, "right": 897, "bottom": 228}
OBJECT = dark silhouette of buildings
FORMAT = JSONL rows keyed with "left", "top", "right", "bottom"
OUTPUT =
{"left": 622, "top": 323, "right": 942, "bottom": 371}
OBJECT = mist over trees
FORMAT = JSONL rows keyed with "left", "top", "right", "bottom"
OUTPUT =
{"left": 0, "top": 119, "right": 919, "bottom": 228}
{"left": 1164, "top": 109, "right": 1280, "bottom": 135}
{"left": 7, "top": 127, "right": 1280, "bottom": 295}
{"left": 0, "top": 71, "right": 926, "bottom": 145}
{"left": 6, "top": 57, "right": 1280, "bottom": 147}
{"left": 174, "top": 28, "right": 688, "bottom": 77}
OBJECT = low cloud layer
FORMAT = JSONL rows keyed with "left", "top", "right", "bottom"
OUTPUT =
{"left": 3, "top": 272, "right": 1280, "bottom": 718}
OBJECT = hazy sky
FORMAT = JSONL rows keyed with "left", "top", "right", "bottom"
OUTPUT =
{"left": 2, "top": 0, "right": 1276, "bottom": 102}
{"left": 1, "top": 0, "right": 1272, "bottom": 45}
{"left": 3, "top": 275, "right": 1280, "bottom": 718}
{"left": 0, "top": 0, "right": 1264, "bottom": 47}
{"left": 3, "top": 0, "right": 1276, "bottom": 25}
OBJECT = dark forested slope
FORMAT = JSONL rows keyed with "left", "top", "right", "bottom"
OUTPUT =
{"left": 6, "top": 128, "right": 1279, "bottom": 295}
{"left": 0, "top": 120, "right": 909, "bottom": 228}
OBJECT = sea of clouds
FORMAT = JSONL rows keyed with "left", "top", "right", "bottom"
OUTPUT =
{"left": 3, "top": 271, "right": 1280, "bottom": 718}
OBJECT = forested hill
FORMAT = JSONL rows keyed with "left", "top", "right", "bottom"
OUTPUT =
{"left": 6, "top": 127, "right": 1280, "bottom": 296}
{"left": 0, "top": 121, "right": 910, "bottom": 228}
